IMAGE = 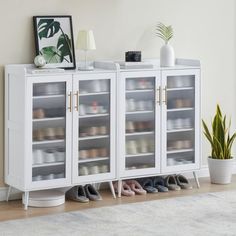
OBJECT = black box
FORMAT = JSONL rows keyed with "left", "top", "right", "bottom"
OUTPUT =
{"left": 125, "top": 51, "right": 141, "bottom": 62}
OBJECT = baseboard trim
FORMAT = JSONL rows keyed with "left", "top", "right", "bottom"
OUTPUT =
{"left": 1, "top": 163, "right": 236, "bottom": 201}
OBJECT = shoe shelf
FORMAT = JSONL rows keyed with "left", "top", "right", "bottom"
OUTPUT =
{"left": 125, "top": 131, "right": 154, "bottom": 136}
{"left": 79, "top": 135, "right": 109, "bottom": 141}
{"left": 126, "top": 110, "right": 153, "bottom": 115}
{"left": 167, "top": 87, "right": 194, "bottom": 92}
{"left": 78, "top": 157, "right": 109, "bottom": 163}
{"left": 167, "top": 128, "right": 194, "bottom": 133}
{"left": 167, "top": 148, "right": 194, "bottom": 154}
{"left": 126, "top": 89, "right": 154, "bottom": 94}
{"left": 33, "top": 117, "right": 65, "bottom": 122}
{"left": 167, "top": 107, "right": 194, "bottom": 112}
{"left": 79, "top": 92, "right": 109, "bottom": 97}
{"left": 79, "top": 113, "right": 109, "bottom": 119}
{"left": 33, "top": 139, "right": 65, "bottom": 145}
{"left": 126, "top": 152, "right": 154, "bottom": 158}
{"left": 5, "top": 61, "right": 201, "bottom": 208}
{"left": 33, "top": 94, "right": 65, "bottom": 99}
{"left": 32, "top": 161, "right": 65, "bottom": 168}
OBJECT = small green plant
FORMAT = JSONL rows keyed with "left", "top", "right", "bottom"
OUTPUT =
{"left": 202, "top": 105, "right": 236, "bottom": 159}
{"left": 156, "top": 22, "right": 173, "bottom": 44}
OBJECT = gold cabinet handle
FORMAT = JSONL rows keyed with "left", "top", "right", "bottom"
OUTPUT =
{"left": 68, "top": 91, "right": 72, "bottom": 112}
{"left": 156, "top": 86, "right": 161, "bottom": 105}
{"left": 162, "top": 86, "right": 167, "bottom": 105}
{"left": 74, "top": 91, "right": 79, "bottom": 111}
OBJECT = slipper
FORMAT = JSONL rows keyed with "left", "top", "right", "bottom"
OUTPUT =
{"left": 175, "top": 174, "right": 193, "bottom": 190}
{"left": 165, "top": 175, "right": 181, "bottom": 191}
{"left": 153, "top": 177, "right": 169, "bottom": 192}
{"left": 126, "top": 180, "right": 147, "bottom": 195}
{"left": 138, "top": 178, "right": 158, "bottom": 193}
{"left": 113, "top": 181, "right": 135, "bottom": 197}
{"left": 84, "top": 184, "right": 102, "bottom": 201}
{"left": 66, "top": 186, "right": 89, "bottom": 203}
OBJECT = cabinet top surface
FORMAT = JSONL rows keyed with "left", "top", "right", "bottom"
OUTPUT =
{"left": 5, "top": 58, "right": 200, "bottom": 77}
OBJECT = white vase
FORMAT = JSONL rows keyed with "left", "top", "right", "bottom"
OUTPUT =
{"left": 208, "top": 157, "right": 234, "bottom": 184}
{"left": 160, "top": 43, "right": 175, "bottom": 67}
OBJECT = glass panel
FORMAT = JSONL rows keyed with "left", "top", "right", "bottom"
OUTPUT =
{"left": 32, "top": 82, "right": 66, "bottom": 181}
{"left": 125, "top": 77, "right": 155, "bottom": 170}
{"left": 78, "top": 79, "right": 110, "bottom": 176}
{"left": 166, "top": 75, "right": 195, "bottom": 166}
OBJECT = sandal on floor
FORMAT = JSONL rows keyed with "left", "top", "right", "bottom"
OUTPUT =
{"left": 175, "top": 174, "right": 193, "bottom": 190}
{"left": 113, "top": 181, "right": 135, "bottom": 197}
{"left": 138, "top": 178, "right": 158, "bottom": 193}
{"left": 126, "top": 180, "right": 147, "bottom": 195}
{"left": 153, "top": 177, "right": 169, "bottom": 192}
{"left": 66, "top": 186, "right": 89, "bottom": 203}
{"left": 165, "top": 175, "right": 181, "bottom": 191}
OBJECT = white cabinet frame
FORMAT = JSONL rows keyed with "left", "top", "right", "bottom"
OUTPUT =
{"left": 161, "top": 69, "right": 201, "bottom": 173}
{"left": 72, "top": 73, "right": 117, "bottom": 184}
{"left": 117, "top": 71, "right": 161, "bottom": 179}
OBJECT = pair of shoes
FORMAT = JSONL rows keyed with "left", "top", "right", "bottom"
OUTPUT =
{"left": 113, "top": 180, "right": 146, "bottom": 197}
{"left": 165, "top": 174, "right": 192, "bottom": 191}
{"left": 137, "top": 178, "right": 158, "bottom": 193}
{"left": 66, "top": 186, "right": 89, "bottom": 203}
{"left": 152, "top": 177, "right": 169, "bottom": 192}
{"left": 66, "top": 184, "right": 102, "bottom": 203}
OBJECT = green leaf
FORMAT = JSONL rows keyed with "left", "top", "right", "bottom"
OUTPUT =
{"left": 37, "top": 19, "right": 60, "bottom": 40}
{"left": 202, "top": 104, "right": 236, "bottom": 159}
{"left": 57, "top": 34, "right": 72, "bottom": 63}
{"left": 40, "top": 46, "right": 61, "bottom": 64}
{"left": 156, "top": 22, "right": 173, "bottom": 43}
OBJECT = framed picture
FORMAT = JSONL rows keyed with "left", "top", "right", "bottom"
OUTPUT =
{"left": 33, "top": 15, "right": 76, "bottom": 69}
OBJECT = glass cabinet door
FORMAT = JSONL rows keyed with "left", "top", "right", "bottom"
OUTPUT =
{"left": 73, "top": 74, "right": 116, "bottom": 183}
{"left": 119, "top": 72, "right": 161, "bottom": 177}
{"left": 31, "top": 80, "right": 71, "bottom": 185}
{"left": 162, "top": 70, "right": 200, "bottom": 172}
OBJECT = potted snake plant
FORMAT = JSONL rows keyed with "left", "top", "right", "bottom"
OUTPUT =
{"left": 202, "top": 105, "right": 236, "bottom": 184}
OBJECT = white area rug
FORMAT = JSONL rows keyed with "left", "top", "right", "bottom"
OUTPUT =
{"left": 0, "top": 191, "right": 236, "bottom": 236}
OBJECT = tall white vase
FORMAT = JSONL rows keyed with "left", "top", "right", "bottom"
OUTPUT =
{"left": 160, "top": 43, "right": 175, "bottom": 67}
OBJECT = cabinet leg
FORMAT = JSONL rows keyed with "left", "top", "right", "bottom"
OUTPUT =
{"left": 6, "top": 186, "right": 12, "bottom": 202}
{"left": 118, "top": 180, "right": 122, "bottom": 198}
{"left": 193, "top": 171, "right": 200, "bottom": 188}
{"left": 24, "top": 191, "right": 29, "bottom": 210}
{"left": 109, "top": 181, "right": 116, "bottom": 199}
{"left": 97, "top": 183, "right": 101, "bottom": 191}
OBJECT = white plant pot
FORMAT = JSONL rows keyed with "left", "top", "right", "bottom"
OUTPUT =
{"left": 208, "top": 157, "right": 234, "bottom": 184}
{"left": 160, "top": 43, "right": 175, "bottom": 67}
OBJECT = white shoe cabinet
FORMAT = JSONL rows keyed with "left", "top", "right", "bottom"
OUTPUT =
{"left": 5, "top": 59, "right": 201, "bottom": 208}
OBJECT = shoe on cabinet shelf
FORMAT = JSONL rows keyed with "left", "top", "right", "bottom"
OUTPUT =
{"left": 84, "top": 184, "right": 102, "bottom": 201}
{"left": 33, "top": 108, "right": 45, "bottom": 119}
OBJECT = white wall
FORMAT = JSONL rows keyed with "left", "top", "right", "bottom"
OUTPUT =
{"left": 0, "top": 0, "right": 235, "bottom": 186}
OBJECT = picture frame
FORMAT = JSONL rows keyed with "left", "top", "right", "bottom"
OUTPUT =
{"left": 33, "top": 15, "right": 76, "bottom": 69}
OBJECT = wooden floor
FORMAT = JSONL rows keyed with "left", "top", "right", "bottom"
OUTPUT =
{"left": 0, "top": 176, "right": 236, "bottom": 222}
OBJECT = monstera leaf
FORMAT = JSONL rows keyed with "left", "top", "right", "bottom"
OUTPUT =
{"left": 38, "top": 19, "right": 60, "bottom": 39}
{"left": 57, "top": 34, "right": 72, "bottom": 62}
{"left": 40, "top": 46, "right": 61, "bottom": 63}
